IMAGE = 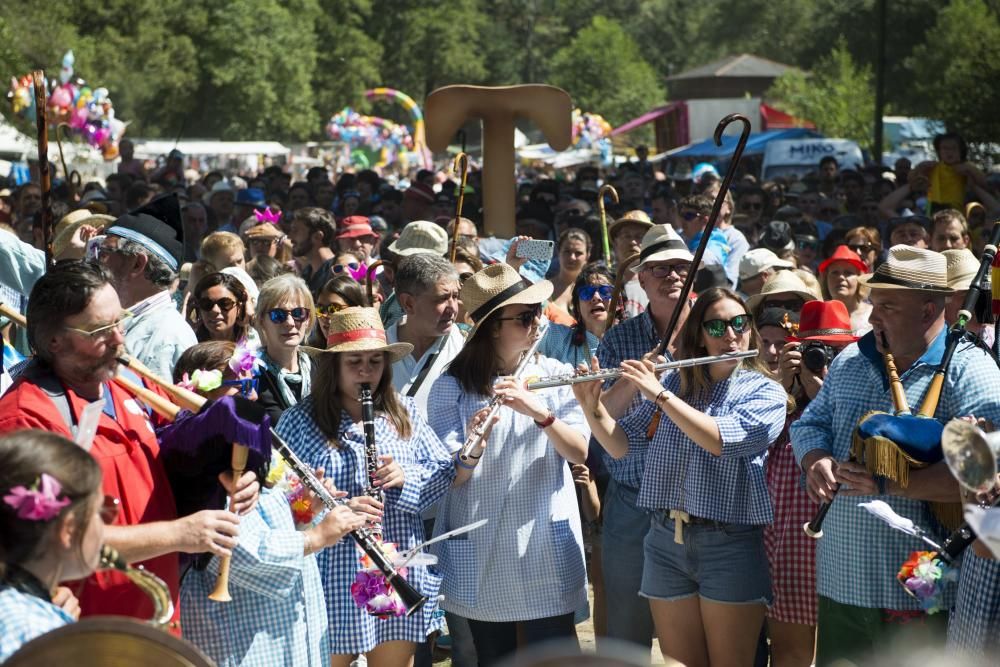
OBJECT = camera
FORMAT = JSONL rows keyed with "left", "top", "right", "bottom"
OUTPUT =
{"left": 801, "top": 341, "right": 836, "bottom": 373}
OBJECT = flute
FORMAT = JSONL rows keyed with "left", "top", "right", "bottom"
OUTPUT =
{"left": 113, "top": 354, "right": 428, "bottom": 616}
{"left": 525, "top": 350, "right": 758, "bottom": 390}
{"left": 458, "top": 321, "right": 548, "bottom": 462}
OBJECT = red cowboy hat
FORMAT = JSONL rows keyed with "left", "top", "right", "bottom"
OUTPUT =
{"left": 818, "top": 244, "right": 869, "bottom": 275}
{"left": 785, "top": 299, "right": 860, "bottom": 344}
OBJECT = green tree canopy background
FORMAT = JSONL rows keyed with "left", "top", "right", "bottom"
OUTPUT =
{"left": 2, "top": 0, "right": 997, "bottom": 145}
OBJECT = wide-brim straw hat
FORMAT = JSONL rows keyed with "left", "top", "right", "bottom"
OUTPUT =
{"left": 607, "top": 209, "right": 654, "bottom": 239}
{"left": 462, "top": 263, "right": 553, "bottom": 339}
{"left": 388, "top": 220, "right": 449, "bottom": 256}
{"left": 51, "top": 209, "right": 115, "bottom": 258}
{"left": 785, "top": 299, "right": 860, "bottom": 344}
{"left": 942, "top": 248, "right": 980, "bottom": 290}
{"left": 746, "top": 269, "right": 822, "bottom": 312}
{"left": 858, "top": 245, "right": 953, "bottom": 293}
{"left": 633, "top": 224, "right": 695, "bottom": 271}
{"left": 302, "top": 307, "right": 412, "bottom": 362}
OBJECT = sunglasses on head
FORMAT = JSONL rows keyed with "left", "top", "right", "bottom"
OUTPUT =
{"left": 702, "top": 314, "right": 753, "bottom": 338}
{"left": 268, "top": 307, "right": 309, "bottom": 324}
{"left": 197, "top": 297, "right": 237, "bottom": 313}
{"left": 578, "top": 284, "right": 613, "bottom": 301}
{"left": 315, "top": 303, "right": 348, "bottom": 318}
{"left": 221, "top": 375, "right": 260, "bottom": 397}
{"left": 498, "top": 304, "right": 542, "bottom": 328}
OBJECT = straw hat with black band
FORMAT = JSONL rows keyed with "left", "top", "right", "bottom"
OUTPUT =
{"left": 461, "top": 263, "right": 553, "bottom": 339}
{"left": 857, "top": 245, "right": 953, "bottom": 293}
{"left": 633, "top": 224, "right": 695, "bottom": 271}
{"left": 303, "top": 307, "right": 412, "bottom": 362}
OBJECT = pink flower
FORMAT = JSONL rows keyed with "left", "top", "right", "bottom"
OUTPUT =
{"left": 3, "top": 473, "right": 71, "bottom": 521}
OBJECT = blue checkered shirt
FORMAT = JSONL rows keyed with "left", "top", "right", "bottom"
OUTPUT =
{"left": 791, "top": 328, "right": 1000, "bottom": 610}
{"left": 426, "top": 355, "right": 590, "bottom": 623}
{"left": 596, "top": 308, "right": 662, "bottom": 489}
{"left": 619, "top": 369, "right": 786, "bottom": 524}
{"left": 275, "top": 396, "right": 454, "bottom": 654}
{"left": 0, "top": 585, "right": 74, "bottom": 662}
{"left": 538, "top": 323, "right": 600, "bottom": 370}
{"left": 180, "top": 487, "right": 329, "bottom": 667}
{"left": 948, "top": 551, "right": 1000, "bottom": 656}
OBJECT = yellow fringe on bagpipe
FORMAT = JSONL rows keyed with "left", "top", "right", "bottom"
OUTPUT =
{"left": 930, "top": 502, "right": 964, "bottom": 532}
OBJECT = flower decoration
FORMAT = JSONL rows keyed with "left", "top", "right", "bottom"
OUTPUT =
{"left": 178, "top": 369, "right": 223, "bottom": 394}
{"left": 229, "top": 338, "right": 259, "bottom": 376}
{"left": 351, "top": 545, "right": 409, "bottom": 619}
{"left": 254, "top": 208, "right": 282, "bottom": 225}
{"left": 3, "top": 473, "right": 71, "bottom": 521}
{"left": 897, "top": 550, "right": 956, "bottom": 614}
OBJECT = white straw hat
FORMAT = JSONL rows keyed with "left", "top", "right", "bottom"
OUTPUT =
{"left": 388, "top": 220, "right": 449, "bottom": 256}
{"left": 633, "top": 224, "right": 695, "bottom": 271}
{"left": 942, "top": 248, "right": 980, "bottom": 290}
{"left": 461, "top": 263, "right": 553, "bottom": 339}
{"left": 746, "top": 269, "right": 822, "bottom": 312}
{"left": 858, "top": 245, "right": 953, "bottom": 293}
{"left": 607, "top": 209, "right": 654, "bottom": 239}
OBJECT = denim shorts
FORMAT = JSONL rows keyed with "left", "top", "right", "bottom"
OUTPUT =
{"left": 640, "top": 511, "right": 772, "bottom": 605}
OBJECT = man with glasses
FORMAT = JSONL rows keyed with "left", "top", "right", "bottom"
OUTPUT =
{"left": 593, "top": 223, "right": 694, "bottom": 652}
{"left": 0, "top": 261, "right": 261, "bottom": 626}
{"left": 98, "top": 194, "right": 197, "bottom": 380}
{"left": 737, "top": 187, "right": 767, "bottom": 230}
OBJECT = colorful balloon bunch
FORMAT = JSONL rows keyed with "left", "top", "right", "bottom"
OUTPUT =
{"left": 326, "top": 107, "right": 414, "bottom": 166}
{"left": 6, "top": 51, "right": 127, "bottom": 160}
{"left": 571, "top": 108, "right": 613, "bottom": 150}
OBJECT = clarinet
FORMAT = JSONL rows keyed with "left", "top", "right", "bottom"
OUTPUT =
{"left": 269, "top": 428, "right": 427, "bottom": 616}
{"left": 360, "top": 383, "right": 383, "bottom": 538}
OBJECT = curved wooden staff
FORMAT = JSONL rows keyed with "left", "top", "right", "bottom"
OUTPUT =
{"left": 450, "top": 152, "right": 470, "bottom": 262}
{"left": 55, "top": 124, "right": 82, "bottom": 201}
{"left": 365, "top": 260, "right": 383, "bottom": 306}
{"left": 597, "top": 184, "right": 619, "bottom": 267}
{"left": 31, "top": 71, "right": 53, "bottom": 267}
{"left": 645, "top": 113, "right": 752, "bottom": 440}
{"left": 604, "top": 252, "right": 640, "bottom": 335}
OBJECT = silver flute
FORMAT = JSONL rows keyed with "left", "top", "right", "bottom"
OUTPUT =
{"left": 458, "top": 321, "right": 549, "bottom": 462}
{"left": 525, "top": 350, "right": 759, "bottom": 390}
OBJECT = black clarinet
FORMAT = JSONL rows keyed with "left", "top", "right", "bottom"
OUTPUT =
{"left": 268, "top": 428, "right": 426, "bottom": 616}
{"left": 360, "top": 383, "right": 383, "bottom": 539}
{"left": 939, "top": 493, "right": 1000, "bottom": 564}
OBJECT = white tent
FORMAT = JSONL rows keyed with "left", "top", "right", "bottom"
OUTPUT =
{"left": 131, "top": 139, "right": 291, "bottom": 158}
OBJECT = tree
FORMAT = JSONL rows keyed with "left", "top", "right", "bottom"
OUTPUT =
{"left": 907, "top": 0, "right": 1000, "bottom": 150}
{"left": 548, "top": 16, "right": 664, "bottom": 127}
{"left": 766, "top": 40, "right": 875, "bottom": 149}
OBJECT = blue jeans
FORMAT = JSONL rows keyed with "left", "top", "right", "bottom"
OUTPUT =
{"left": 600, "top": 480, "right": 654, "bottom": 649}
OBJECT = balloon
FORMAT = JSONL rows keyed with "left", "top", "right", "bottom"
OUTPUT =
{"left": 49, "top": 85, "right": 72, "bottom": 111}
{"left": 59, "top": 50, "right": 74, "bottom": 85}
{"left": 69, "top": 106, "right": 89, "bottom": 129}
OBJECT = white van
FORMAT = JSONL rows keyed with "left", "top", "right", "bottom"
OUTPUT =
{"left": 761, "top": 139, "right": 864, "bottom": 180}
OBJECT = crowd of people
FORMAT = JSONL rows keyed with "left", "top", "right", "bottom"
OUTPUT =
{"left": 0, "top": 129, "right": 999, "bottom": 667}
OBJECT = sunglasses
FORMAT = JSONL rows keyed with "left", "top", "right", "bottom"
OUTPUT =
{"left": 848, "top": 243, "right": 874, "bottom": 254}
{"left": 100, "top": 495, "right": 120, "bottom": 524}
{"left": 63, "top": 310, "right": 134, "bottom": 341}
{"left": 249, "top": 237, "right": 280, "bottom": 246}
{"left": 315, "top": 303, "right": 348, "bottom": 318}
{"left": 796, "top": 238, "right": 819, "bottom": 251}
{"left": 497, "top": 304, "right": 542, "bottom": 328}
{"left": 763, "top": 298, "right": 804, "bottom": 312}
{"left": 221, "top": 375, "right": 260, "bottom": 397}
{"left": 680, "top": 210, "right": 701, "bottom": 221}
{"left": 268, "top": 307, "right": 309, "bottom": 324}
{"left": 578, "top": 284, "right": 614, "bottom": 301}
{"left": 702, "top": 314, "right": 753, "bottom": 338}
{"left": 198, "top": 297, "right": 237, "bottom": 313}
{"left": 645, "top": 263, "right": 691, "bottom": 279}
{"left": 459, "top": 272, "right": 474, "bottom": 284}
{"left": 333, "top": 262, "right": 361, "bottom": 274}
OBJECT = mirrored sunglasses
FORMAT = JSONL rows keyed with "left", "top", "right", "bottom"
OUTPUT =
{"left": 267, "top": 307, "right": 309, "bottom": 324}
{"left": 315, "top": 303, "right": 348, "bottom": 318}
{"left": 221, "top": 375, "right": 260, "bottom": 397}
{"left": 702, "top": 314, "right": 753, "bottom": 338}
{"left": 578, "top": 284, "right": 614, "bottom": 301}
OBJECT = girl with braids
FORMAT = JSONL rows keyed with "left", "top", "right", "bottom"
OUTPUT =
{"left": 0, "top": 430, "right": 108, "bottom": 660}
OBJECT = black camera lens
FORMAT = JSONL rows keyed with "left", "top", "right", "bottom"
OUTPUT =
{"left": 802, "top": 341, "right": 835, "bottom": 373}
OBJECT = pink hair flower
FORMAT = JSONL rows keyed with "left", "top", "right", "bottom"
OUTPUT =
{"left": 229, "top": 338, "right": 259, "bottom": 375}
{"left": 3, "top": 473, "right": 71, "bottom": 521}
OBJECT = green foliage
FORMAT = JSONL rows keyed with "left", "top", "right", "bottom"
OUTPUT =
{"left": 767, "top": 40, "right": 875, "bottom": 149}
{"left": 313, "top": 0, "right": 383, "bottom": 125}
{"left": 907, "top": 0, "right": 1000, "bottom": 147}
{"left": 548, "top": 16, "right": 664, "bottom": 126}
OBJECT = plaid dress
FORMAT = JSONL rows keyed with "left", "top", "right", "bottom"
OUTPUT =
{"left": 0, "top": 585, "right": 74, "bottom": 661}
{"left": 947, "top": 550, "right": 1000, "bottom": 657}
{"left": 764, "top": 408, "right": 818, "bottom": 626}
{"left": 275, "top": 396, "right": 455, "bottom": 655}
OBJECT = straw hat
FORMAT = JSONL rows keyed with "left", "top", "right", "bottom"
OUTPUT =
{"left": 942, "top": 248, "right": 980, "bottom": 290}
{"left": 388, "top": 220, "right": 448, "bottom": 256}
{"left": 818, "top": 244, "right": 869, "bottom": 275}
{"left": 739, "top": 248, "right": 794, "bottom": 281}
{"left": 607, "top": 209, "right": 654, "bottom": 239}
{"left": 51, "top": 209, "right": 115, "bottom": 258}
{"left": 304, "top": 307, "right": 412, "bottom": 361}
{"left": 633, "top": 224, "right": 694, "bottom": 271}
{"left": 244, "top": 222, "right": 284, "bottom": 239}
{"left": 746, "top": 269, "right": 822, "bottom": 312}
{"left": 461, "top": 263, "right": 553, "bottom": 338}
{"left": 858, "top": 245, "right": 953, "bottom": 293}
{"left": 785, "top": 300, "right": 860, "bottom": 344}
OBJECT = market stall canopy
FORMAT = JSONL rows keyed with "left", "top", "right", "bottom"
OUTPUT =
{"left": 132, "top": 139, "right": 291, "bottom": 158}
{"left": 664, "top": 127, "right": 821, "bottom": 160}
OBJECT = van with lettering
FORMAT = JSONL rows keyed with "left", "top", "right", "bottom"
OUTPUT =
{"left": 760, "top": 139, "right": 864, "bottom": 180}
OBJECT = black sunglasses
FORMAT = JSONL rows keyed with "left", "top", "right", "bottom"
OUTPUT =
{"left": 847, "top": 243, "right": 874, "bottom": 254}
{"left": 497, "top": 304, "right": 542, "bottom": 328}
{"left": 702, "top": 314, "right": 753, "bottom": 338}
{"left": 197, "top": 297, "right": 237, "bottom": 313}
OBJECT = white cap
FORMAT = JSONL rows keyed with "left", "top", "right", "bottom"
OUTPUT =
{"left": 739, "top": 248, "right": 794, "bottom": 281}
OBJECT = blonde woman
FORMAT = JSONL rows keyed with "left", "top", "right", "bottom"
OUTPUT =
{"left": 818, "top": 245, "right": 872, "bottom": 335}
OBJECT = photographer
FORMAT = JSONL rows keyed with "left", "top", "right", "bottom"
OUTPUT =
{"left": 766, "top": 300, "right": 859, "bottom": 667}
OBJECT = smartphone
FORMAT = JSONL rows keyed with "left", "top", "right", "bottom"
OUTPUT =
{"left": 515, "top": 239, "right": 554, "bottom": 263}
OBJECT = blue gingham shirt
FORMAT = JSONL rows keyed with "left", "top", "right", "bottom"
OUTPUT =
{"left": 0, "top": 585, "right": 74, "bottom": 661}
{"left": 792, "top": 328, "right": 1000, "bottom": 610}
{"left": 539, "top": 323, "right": 600, "bottom": 370}
{"left": 621, "top": 369, "right": 786, "bottom": 524}
{"left": 427, "top": 355, "right": 590, "bottom": 623}
{"left": 275, "top": 396, "right": 455, "bottom": 654}
{"left": 596, "top": 308, "right": 662, "bottom": 489}
{"left": 180, "top": 487, "right": 328, "bottom": 667}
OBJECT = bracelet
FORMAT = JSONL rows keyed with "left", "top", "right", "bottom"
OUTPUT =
{"left": 534, "top": 411, "right": 556, "bottom": 429}
{"left": 454, "top": 453, "right": 478, "bottom": 470}
{"left": 655, "top": 389, "right": 673, "bottom": 408}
